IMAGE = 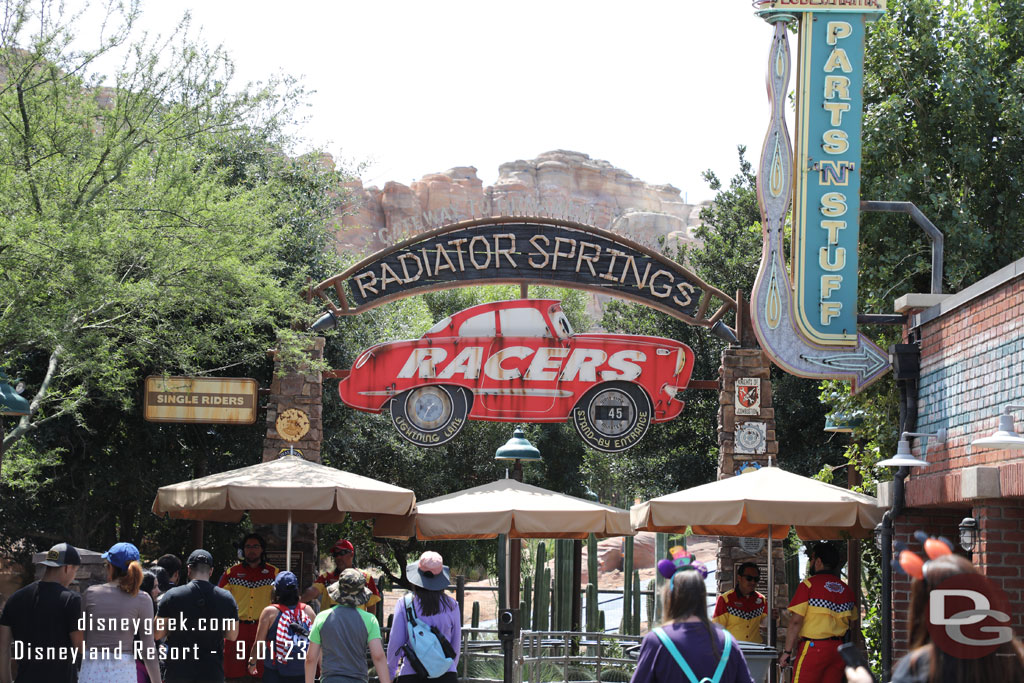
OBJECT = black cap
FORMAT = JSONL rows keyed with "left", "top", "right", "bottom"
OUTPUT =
{"left": 187, "top": 549, "right": 214, "bottom": 567}
{"left": 37, "top": 543, "right": 81, "bottom": 567}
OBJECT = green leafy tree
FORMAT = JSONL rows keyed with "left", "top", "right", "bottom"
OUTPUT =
{"left": 0, "top": 0, "right": 329, "bottom": 461}
{"left": 0, "top": 0, "right": 349, "bottom": 565}
{"left": 859, "top": 0, "right": 1024, "bottom": 305}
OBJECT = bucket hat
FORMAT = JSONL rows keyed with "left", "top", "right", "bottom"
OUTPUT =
{"left": 327, "top": 568, "right": 371, "bottom": 607}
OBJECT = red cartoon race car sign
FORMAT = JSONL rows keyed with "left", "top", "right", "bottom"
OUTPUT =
{"left": 336, "top": 299, "right": 695, "bottom": 452}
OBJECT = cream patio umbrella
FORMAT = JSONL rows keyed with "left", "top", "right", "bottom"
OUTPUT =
{"left": 630, "top": 465, "right": 884, "bottom": 646}
{"left": 152, "top": 453, "right": 417, "bottom": 571}
{"left": 372, "top": 477, "right": 634, "bottom": 610}
{"left": 372, "top": 478, "right": 633, "bottom": 540}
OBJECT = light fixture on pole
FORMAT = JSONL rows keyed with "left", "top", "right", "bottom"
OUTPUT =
{"left": 874, "top": 427, "right": 944, "bottom": 681}
{"left": 970, "top": 404, "right": 1024, "bottom": 451}
{"left": 876, "top": 429, "right": 946, "bottom": 468}
{"left": 824, "top": 411, "right": 865, "bottom": 433}
{"left": 0, "top": 372, "right": 30, "bottom": 416}
{"left": 958, "top": 517, "right": 978, "bottom": 552}
{"left": 493, "top": 427, "right": 540, "bottom": 660}
{"left": 494, "top": 427, "right": 541, "bottom": 478}
{"left": 0, "top": 371, "right": 31, "bottom": 471}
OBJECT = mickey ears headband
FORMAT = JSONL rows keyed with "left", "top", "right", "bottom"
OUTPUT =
{"left": 657, "top": 545, "right": 709, "bottom": 581}
{"left": 894, "top": 531, "right": 954, "bottom": 580}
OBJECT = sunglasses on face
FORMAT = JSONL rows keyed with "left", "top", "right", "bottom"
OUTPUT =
{"left": 333, "top": 550, "right": 352, "bottom": 557}
{"left": 740, "top": 574, "right": 759, "bottom": 581}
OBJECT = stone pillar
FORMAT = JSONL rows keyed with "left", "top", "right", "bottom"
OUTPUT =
{"left": 716, "top": 342, "right": 783, "bottom": 640}
{"left": 261, "top": 337, "right": 325, "bottom": 590}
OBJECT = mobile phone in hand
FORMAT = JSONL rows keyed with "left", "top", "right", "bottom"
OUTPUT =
{"left": 838, "top": 643, "right": 876, "bottom": 682}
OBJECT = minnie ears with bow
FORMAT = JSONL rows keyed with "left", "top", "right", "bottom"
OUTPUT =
{"left": 657, "top": 545, "right": 709, "bottom": 580}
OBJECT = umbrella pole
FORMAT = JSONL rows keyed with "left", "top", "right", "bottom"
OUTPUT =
{"left": 767, "top": 524, "right": 775, "bottom": 648}
{"left": 286, "top": 509, "right": 293, "bottom": 573}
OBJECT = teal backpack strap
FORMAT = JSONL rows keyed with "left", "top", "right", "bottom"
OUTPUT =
{"left": 653, "top": 626, "right": 733, "bottom": 683}
{"left": 711, "top": 631, "right": 733, "bottom": 683}
{"left": 652, "top": 627, "right": 700, "bottom": 683}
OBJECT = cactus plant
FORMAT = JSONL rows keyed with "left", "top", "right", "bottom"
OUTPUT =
{"left": 522, "top": 579, "right": 532, "bottom": 630}
{"left": 532, "top": 542, "right": 547, "bottom": 630}
{"left": 586, "top": 582, "right": 599, "bottom": 632}
{"left": 535, "top": 566, "right": 550, "bottom": 631}
{"left": 646, "top": 578, "right": 656, "bottom": 631}
{"left": 554, "top": 539, "right": 573, "bottom": 631}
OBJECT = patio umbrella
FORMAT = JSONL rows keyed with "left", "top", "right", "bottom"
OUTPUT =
{"left": 372, "top": 478, "right": 633, "bottom": 540}
{"left": 630, "top": 466, "right": 884, "bottom": 646}
{"left": 372, "top": 477, "right": 634, "bottom": 610}
{"left": 152, "top": 453, "right": 417, "bottom": 571}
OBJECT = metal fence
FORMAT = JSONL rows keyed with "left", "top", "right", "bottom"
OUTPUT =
{"left": 377, "top": 627, "right": 641, "bottom": 683}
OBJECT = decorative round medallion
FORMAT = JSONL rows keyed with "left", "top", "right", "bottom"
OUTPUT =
{"left": 276, "top": 408, "right": 310, "bottom": 442}
{"left": 736, "top": 421, "right": 767, "bottom": 454}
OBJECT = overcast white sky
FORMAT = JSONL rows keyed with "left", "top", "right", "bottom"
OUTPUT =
{"left": 75, "top": 1, "right": 781, "bottom": 202}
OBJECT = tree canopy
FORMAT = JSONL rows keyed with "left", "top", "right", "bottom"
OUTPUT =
{"left": 0, "top": 0, "right": 344, "bottom": 562}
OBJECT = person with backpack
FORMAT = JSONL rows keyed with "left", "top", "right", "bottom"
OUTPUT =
{"left": 305, "top": 569, "right": 390, "bottom": 683}
{"left": 248, "top": 572, "right": 315, "bottom": 683}
{"left": 386, "top": 551, "right": 461, "bottom": 683}
{"left": 631, "top": 550, "right": 754, "bottom": 683}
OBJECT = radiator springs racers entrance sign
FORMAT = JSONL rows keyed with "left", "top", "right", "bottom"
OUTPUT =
{"left": 312, "top": 218, "right": 733, "bottom": 452}
{"left": 336, "top": 299, "right": 695, "bottom": 452}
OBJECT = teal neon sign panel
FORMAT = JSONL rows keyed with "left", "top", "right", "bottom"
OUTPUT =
{"left": 792, "top": 13, "right": 867, "bottom": 346}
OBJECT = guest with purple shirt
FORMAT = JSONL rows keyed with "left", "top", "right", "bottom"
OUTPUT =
{"left": 386, "top": 551, "right": 461, "bottom": 682}
{"left": 631, "top": 550, "right": 754, "bottom": 683}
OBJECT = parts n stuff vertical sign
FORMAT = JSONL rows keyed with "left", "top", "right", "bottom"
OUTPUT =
{"left": 792, "top": 11, "right": 871, "bottom": 346}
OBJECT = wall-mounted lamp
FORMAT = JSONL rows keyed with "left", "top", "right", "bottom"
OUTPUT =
{"left": 958, "top": 517, "right": 978, "bottom": 552}
{"left": 971, "top": 404, "right": 1024, "bottom": 451}
{"left": 876, "top": 429, "right": 947, "bottom": 468}
{"left": 311, "top": 310, "right": 339, "bottom": 332}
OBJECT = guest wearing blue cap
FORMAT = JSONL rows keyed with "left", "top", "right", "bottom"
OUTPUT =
{"left": 249, "top": 571, "right": 315, "bottom": 683}
{"left": 80, "top": 542, "right": 161, "bottom": 683}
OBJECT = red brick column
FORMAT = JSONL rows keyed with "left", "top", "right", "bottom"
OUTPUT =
{"left": 890, "top": 509, "right": 967, "bottom": 659}
{"left": 974, "top": 498, "right": 1024, "bottom": 633}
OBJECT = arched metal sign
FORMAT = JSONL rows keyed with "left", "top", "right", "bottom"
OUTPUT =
{"left": 310, "top": 217, "right": 737, "bottom": 334}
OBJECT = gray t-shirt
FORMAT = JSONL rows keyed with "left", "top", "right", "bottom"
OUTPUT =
{"left": 82, "top": 582, "right": 157, "bottom": 658}
{"left": 309, "top": 605, "right": 380, "bottom": 682}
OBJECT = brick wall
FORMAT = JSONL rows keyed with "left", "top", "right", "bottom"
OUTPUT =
{"left": 894, "top": 263, "right": 1024, "bottom": 658}
{"left": 890, "top": 510, "right": 965, "bottom": 659}
{"left": 974, "top": 498, "right": 1024, "bottom": 633}
{"left": 909, "top": 273, "right": 1024, "bottom": 492}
